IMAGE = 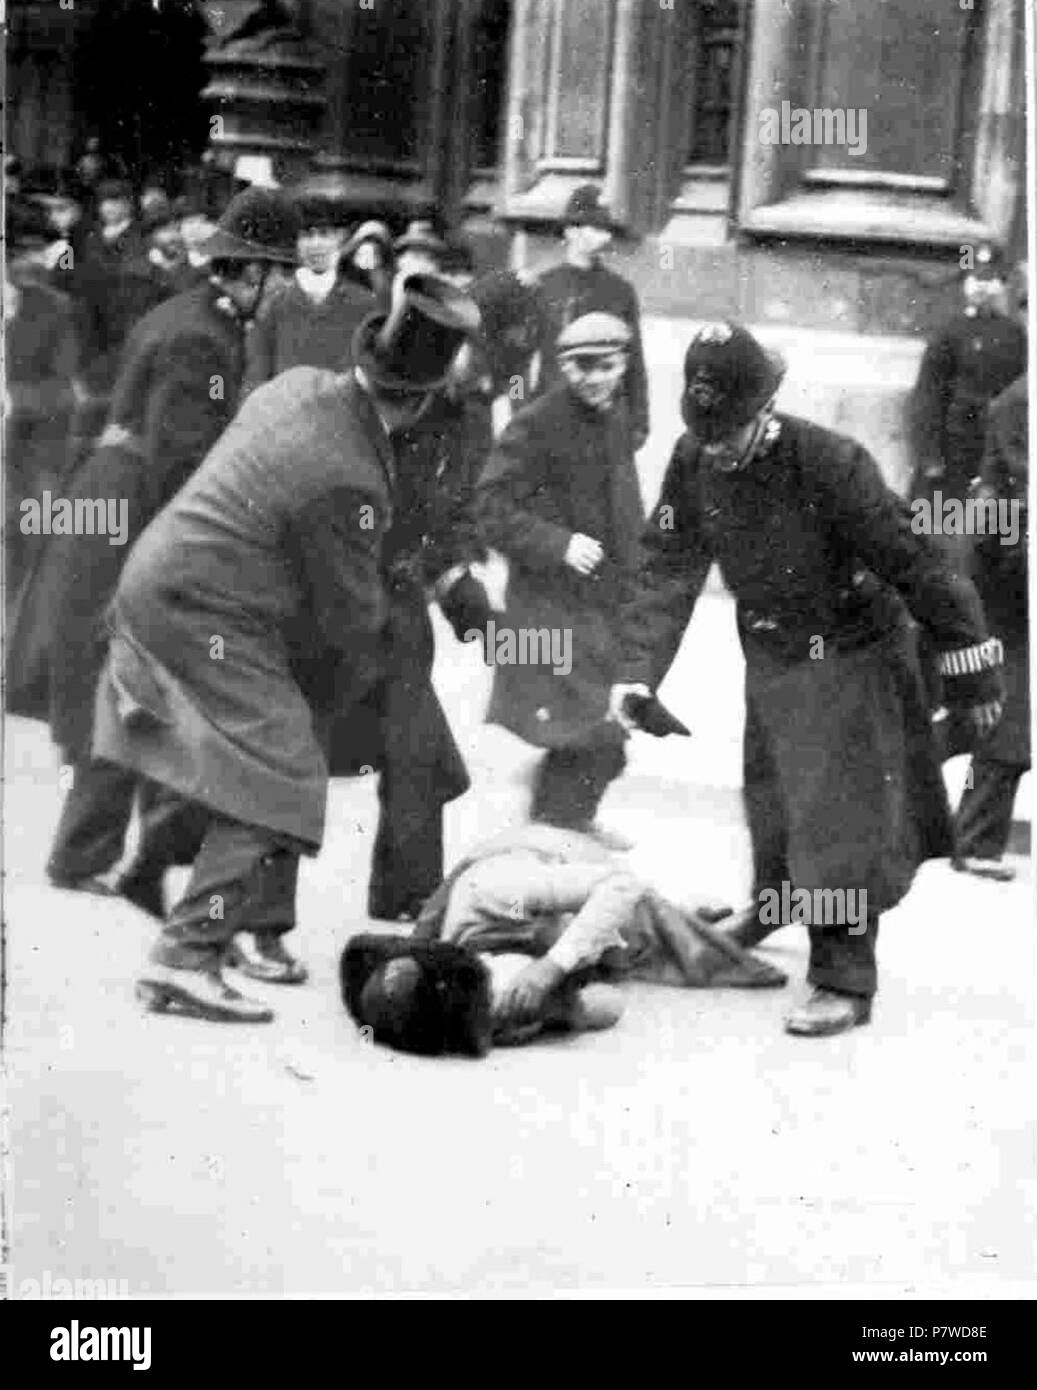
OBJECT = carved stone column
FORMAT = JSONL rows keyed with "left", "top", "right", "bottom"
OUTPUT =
{"left": 202, "top": 0, "right": 327, "bottom": 184}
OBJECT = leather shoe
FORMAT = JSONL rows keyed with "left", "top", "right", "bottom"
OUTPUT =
{"left": 228, "top": 931, "right": 308, "bottom": 985}
{"left": 47, "top": 872, "right": 119, "bottom": 898}
{"left": 951, "top": 856, "right": 1016, "bottom": 882}
{"left": 118, "top": 871, "right": 165, "bottom": 919}
{"left": 136, "top": 963, "right": 274, "bottom": 1022}
{"left": 784, "top": 987, "right": 872, "bottom": 1037}
{"left": 722, "top": 903, "right": 781, "bottom": 950}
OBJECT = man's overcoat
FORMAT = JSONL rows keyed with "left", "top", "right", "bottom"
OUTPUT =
{"left": 969, "top": 373, "right": 1029, "bottom": 767}
{"left": 909, "top": 308, "right": 1026, "bottom": 499}
{"left": 46, "top": 282, "right": 245, "bottom": 759}
{"left": 619, "top": 415, "right": 1003, "bottom": 912}
{"left": 475, "top": 383, "right": 643, "bottom": 748}
{"left": 93, "top": 368, "right": 467, "bottom": 851}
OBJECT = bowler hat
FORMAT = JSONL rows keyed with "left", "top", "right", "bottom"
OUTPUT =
{"left": 353, "top": 272, "right": 481, "bottom": 394}
{"left": 681, "top": 321, "right": 786, "bottom": 442}
{"left": 556, "top": 311, "right": 631, "bottom": 358}
{"left": 200, "top": 186, "right": 301, "bottom": 265}
{"left": 340, "top": 934, "right": 493, "bottom": 1057}
{"left": 393, "top": 218, "right": 448, "bottom": 259}
{"left": 563, "top": 183, "right": 612, "bottom": 230}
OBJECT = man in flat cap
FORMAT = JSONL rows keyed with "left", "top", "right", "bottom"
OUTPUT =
{"left": 524, "top": 184, "right": 649, "bottom": 456}
{"left": 610, "top": 322, "right": 1005, "bottom": 1037}
{"left": 475, "top": 311, "right": 645, "bottom": 840}
{"left": 95, "top": 274, "right": 478, "bottom": 1022}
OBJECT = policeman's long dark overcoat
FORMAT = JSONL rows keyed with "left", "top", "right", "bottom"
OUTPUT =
{"left": 92, "top": 368, "right": 466, "bottom": 852}
{"left": 46, "top": 282, "right": 245, "bottom": 759}
{"left": 970, "top": 374, "right": 1029, "bottom": 766}
{"left": 909, "top": 308, "right": 1026, "bottom": 499}
{"left": 619, "top": 414, "right": 1003, "bottom": 912}
{"left": 474, "top": 383, "right": 643, "bottom": 749}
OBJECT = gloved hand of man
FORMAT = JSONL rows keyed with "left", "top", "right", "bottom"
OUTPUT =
{"left": 440, "top": 571, "right": 494, "bottom": 646}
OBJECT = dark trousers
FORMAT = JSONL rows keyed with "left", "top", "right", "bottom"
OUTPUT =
{"left": 367, "top": 773, "right": 444, "bottom": 921}
{"left": 48, "top": 759, "right": 206, "bottom": 885}
{"left": 530, "top": 729, "right": 627, "bottom": 830}
{"left": 47, "top": 758, "right": 142, "bottom": 881}
{"left": 956, "top": 757, "right": 1027, "bottom": 860}
{"left": 155, "top": 813, "right": 300, "bottom": 969}
{"left": 743, "top": 703, "right": 879, "bottom": 998}
{"left": 807, "top": 916, "right": 879, "bottom": 999}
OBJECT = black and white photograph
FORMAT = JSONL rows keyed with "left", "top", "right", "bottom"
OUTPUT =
{"left": 1, "top": 0, "right": 1033, "bottom": 1313}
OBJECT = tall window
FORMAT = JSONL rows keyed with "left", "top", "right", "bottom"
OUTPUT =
{"left": 470, "top": 0, "right": 513, "bottom": 173}
{"left": 686, "top": 0, "right": 744, "bottom": 172}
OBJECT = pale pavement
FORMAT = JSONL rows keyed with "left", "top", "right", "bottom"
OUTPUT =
{"left": 4, "top": 595, "right": 1034, "bottom": 1297}
{"left": 4, "top": 324, "right": 1031, "bottom": 1295}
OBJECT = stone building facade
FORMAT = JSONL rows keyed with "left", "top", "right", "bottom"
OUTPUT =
{"left": 5, "top": 1, "right": 1029, "bottom": 479}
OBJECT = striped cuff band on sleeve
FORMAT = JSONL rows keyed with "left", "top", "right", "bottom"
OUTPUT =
{"left": 937, "top": 637, "right": 1004, "bottom": 678}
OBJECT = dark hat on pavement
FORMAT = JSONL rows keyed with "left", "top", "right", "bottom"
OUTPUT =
{"left": 556, "top": 311, "right": 631, "bottom": 359}
{"left": 563, "top": 183, "right": 612, "bottom": 230}
{"left": 393, "top": 218, "right": 448, "bottom": 259}
{"left": 621, "top": 692, "right": 691, "bottom": 738}
{"left": 200, "top": 185, "right": 301, "bottom": 264}
{"left": 681, "top": 321, "right": 786, "bottom": 442}
{"left": 340, "top": 934, "right": 493, "bottom": 1057}
{"left": 353, "top": 272, "right": 481, "bottom": 394}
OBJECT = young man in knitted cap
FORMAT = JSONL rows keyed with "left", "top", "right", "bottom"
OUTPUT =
{"left": 474, "top": 311, "right": 645, "bottom": 843}
{"left": 610, "top": 321, "right": 1005, "bottom": 1037}
{"left": 524, "top": 184, "right": 649, "bottom": 454}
